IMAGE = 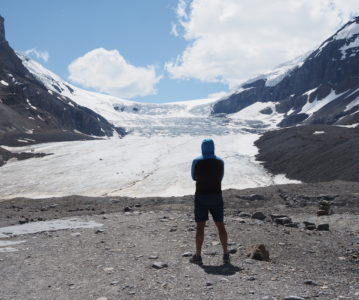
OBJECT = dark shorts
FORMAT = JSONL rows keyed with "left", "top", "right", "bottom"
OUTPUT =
{"left": 194, "top": 194, "right": 224, "bottom": 222}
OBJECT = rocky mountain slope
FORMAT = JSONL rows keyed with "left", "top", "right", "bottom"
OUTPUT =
{"left": 0, "top": 16, "right": 125, "bottom": 146}
{"left": 213, "top": 16, "right": 359, "bottom": 128}
{"left": 255, "top": 125, "right": 359, "bottom": 182}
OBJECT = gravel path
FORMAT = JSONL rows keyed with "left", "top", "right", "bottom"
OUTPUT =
{"left": 0, "top": 182, "right": 358, "bottom": 300}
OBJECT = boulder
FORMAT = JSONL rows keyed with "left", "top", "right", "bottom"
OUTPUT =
{"left": 274, "top": 217, "right": 292, "bottom": 225}
{"left": 251, "top": 211, "right": 266, "bottom": 221}
{"left": 246, "top": 244, "right": 269, "bottom": 261}
{"left": 317, "top": 223, "right": 329, "bottom": 231}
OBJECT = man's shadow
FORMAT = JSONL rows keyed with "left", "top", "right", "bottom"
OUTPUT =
{"left": 199, "top": 263, "right": 242, "bottom": 276}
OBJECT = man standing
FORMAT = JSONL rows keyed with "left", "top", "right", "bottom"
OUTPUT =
{"left": 190, "top": 138, "right": 230, "bottom": 265}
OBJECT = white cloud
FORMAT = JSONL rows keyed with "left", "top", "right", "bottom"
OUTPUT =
{"left": 24, "top": 48, "right": 49, "bottom": 63}
{"left": 207, "top": 91, "right": 229, "bottom": 99}
{"left": 68, "top": 48, "right": 161, "bottom": 99}
{"left": 170, "top": 23, "right": 179, "bottom": 37}
{"left": 166, "top": 0, "right": 359, "bottom": 88}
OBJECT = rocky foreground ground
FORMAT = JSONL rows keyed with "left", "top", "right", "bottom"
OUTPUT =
{"left": 0, "top": 181, "right": 358, "bottom": 300}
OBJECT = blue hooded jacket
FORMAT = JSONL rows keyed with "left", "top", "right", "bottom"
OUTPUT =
{"left": 191, "top": 139, "right": 224, "bottom": 195}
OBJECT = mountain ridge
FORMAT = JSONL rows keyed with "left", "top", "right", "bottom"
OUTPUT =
{"left": 0, "top": 16, "right": 125, "bottom": 146}
{"left": 213, "top": 16, "right": 359, "bottom": 128}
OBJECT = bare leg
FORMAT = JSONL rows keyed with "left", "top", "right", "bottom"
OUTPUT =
{"left": 195, "top": 222, "right": 206, "bottom": 256}
{"left": 215, "top": 221, "right": 228, "bottom": 254}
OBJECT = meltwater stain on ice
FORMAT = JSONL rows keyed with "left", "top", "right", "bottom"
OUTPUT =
{"left": 0, "top": 218, "right": 103, "bottom": 238}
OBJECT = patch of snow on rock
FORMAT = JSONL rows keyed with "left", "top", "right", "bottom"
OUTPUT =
{"left": 340, "top": 37, "right": 359, "bottom": 59}
{"left": 0, "top": 218, "right": 103, "bottom": 238}
{"left": 0, "top": 80, "right": 9, "bottom": 86}
{"left": 0, "top": 240, "right": 26, "bottom": 247}
{"left": 334, "top": 21, "right": 359, "bottom": 41}
{"left": 0, "top": 247, "right": 18, "bottom": 253}
{"left": 242, "top": 52, "right": 311, "bottom": 88}
{"left": 300, "top": 90, "right": 344, "bottom": 116}
{"left": 26, "top": 99, "right": 37, "bottom": 110}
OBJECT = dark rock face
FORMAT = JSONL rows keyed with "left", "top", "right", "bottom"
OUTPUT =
{"left": 213, "top": 16, "right": 359, "bottom": 128}
{"left": 0, "top": 146, "right": 48, "bottom": 166}
{"left": 255, "top": 125, "right": 359, "bottom": 182}
{"left": 0, "top": 15, "right": 5, "bottom": 44}
{"left": 0, "top": 16, "right": 125, "bottom": 146}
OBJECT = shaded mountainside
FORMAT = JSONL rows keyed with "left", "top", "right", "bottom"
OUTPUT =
{"left": 0, "top": 16, "right": 125, "bottom": 146}
{"left": 213, "top": 16, "right": 359, "bottom": 128}
{"left": 255, "top": 125, "right": 359, "bottom": 182}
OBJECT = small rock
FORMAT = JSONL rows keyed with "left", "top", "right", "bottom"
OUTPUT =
{"left": 169, "top": 227, "right": 177, "bottom": 232}
{"left": 103, "top": 267, "right": 114, "bottom": 272}
{"left": 206, "top": 281, "right": 214, "bottom": 286}
{"left": 182, "top": 252, "right": 192, "bottom": 257}
{"left": 128, "top": 291, "right": 136, "bottom": 295}
{"left": 152, "top": 262, "right": 168, "bottom": 269}
{"left": 240, "top": 194, "right": 265, "bottom": 201}
{"left": 71, "top": 232, "right": 81, "bottom": 237}
{"left": 251, "top": 211, "right": 266, "bottom": 220}
{"left": 149, "top": 255, "right": 159, "bottom": 259}
{"left": 244, "top": 258, "right": 254, "bottom": 264}
{"left": 247, "top": 276, "right": 256, "bottom": 281}
{"left": 134, "top": 204, "right": 141, "bottom": 207}
{"left": 303, "top": 221, "right": 316, "bottom": 230}
{"left": 204, "top": 250, "right": 217, "bottom": 256}
{"left": 246, "top": 244, "right": 269, "bottom": 261}
{"left": 19, "top": 218, "right": 29, "bottom": 224}
{"left": 95, "top": 229, "right": 105, "bottom": 234}
{"left": 270, "top": 214, "right": 289, "bottom": 220}
{"left": 123, "top": 207, "right": 132, "bottom": 212}
{"left": 220, "top": 277, "right": 229, "bottom": 282}
{"left": 304, "top": 279, "right": 319, "bottom": 286}
{"left": 284, "top": 296, "right": 304, "bottom": 300}
{"left": 110, "top": 281, "right": 119, "bottom": 285}
{"left": 211, "top": 241, "right": 220, "bottom": 246}
{"left": 235, "top": 218, "right": 246, "bottom": 223}
{"left": 109, "top": 199, "right": 120, "bottom": 204}
{"left": 317, "top": 209, "right": 330, "bottom": 216}
{"left": 229, "top": 248, "right": 237, "bottom": 254}
{"left": 317, "top": 223, "right": 329, "bottom": 231}
{"left": 274, "top": 217, "right": 292, "bottom": 225}
{"left": 284, "top": 223, "right": 298, "bottom": 228}
{"left": 238, "top": 212, "right": 251, "bottom": 218}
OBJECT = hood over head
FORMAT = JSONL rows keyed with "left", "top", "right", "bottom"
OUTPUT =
{"left": 201, "top": 138, "right": 215, "bottom": 156}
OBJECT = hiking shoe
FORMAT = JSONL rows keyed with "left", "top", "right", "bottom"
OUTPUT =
{"left": 190, "top": 255, "right": 203, "bottom": 265}
{"left": 223, "top": 253, "right": 230, "bottom": 264}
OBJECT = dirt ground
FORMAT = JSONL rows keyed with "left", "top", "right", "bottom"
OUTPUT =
{"left": 0, "top": 181, "right": 358, "bottom": 300}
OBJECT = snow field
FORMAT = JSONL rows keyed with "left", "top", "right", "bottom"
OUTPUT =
{"left": 0, "top": 218, "right": 102, "bottom": 252}
{"left": 0, "top": 134, "right": 298, "bottom": 199}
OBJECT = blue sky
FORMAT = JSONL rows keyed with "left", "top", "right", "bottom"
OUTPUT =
{"left": 1, "top": 0, "right": 358, "bottom": 102}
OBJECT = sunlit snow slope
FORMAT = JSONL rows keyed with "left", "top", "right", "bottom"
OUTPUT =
{"left": 0, "top": 56, "right": 298, "bottom": 199}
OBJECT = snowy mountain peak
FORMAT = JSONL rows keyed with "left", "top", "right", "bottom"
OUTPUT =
{"left": 213, "top": 16, "right": 359, "bottom": 127}
{"left": 334, "top": 16, "right": 359, "bottom": 41}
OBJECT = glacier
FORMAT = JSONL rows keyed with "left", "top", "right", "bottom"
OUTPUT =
{"left": 0, "top": 56, "right": 300, "bottom": 199}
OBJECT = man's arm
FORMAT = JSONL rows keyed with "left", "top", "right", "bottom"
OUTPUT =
{"left": 191, "top": 159, "right": 198, "bottom": 181}
{"left": 220, "top": 158, "right": 224, "bottom": 181}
